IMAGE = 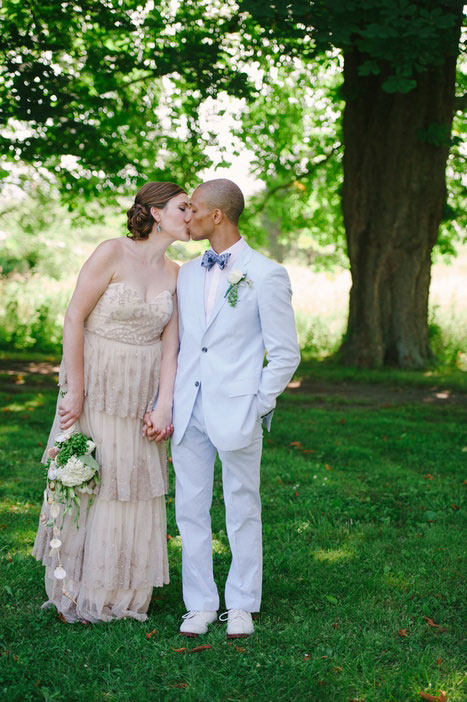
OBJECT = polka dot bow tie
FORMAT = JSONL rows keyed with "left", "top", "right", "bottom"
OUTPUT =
{"left": 201, "top": 250, "right": 231, "bottom": 271}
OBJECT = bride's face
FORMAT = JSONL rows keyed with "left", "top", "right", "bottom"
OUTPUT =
{"left": 158, "top": 193, "right": 190, "bottom": 242}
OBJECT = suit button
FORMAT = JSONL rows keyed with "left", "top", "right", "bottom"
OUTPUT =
{"left": 194, "top": 381, "right": 200, "bottom": 387}
{"left": 202, "top": 347, "right": 207, "bottom": 352}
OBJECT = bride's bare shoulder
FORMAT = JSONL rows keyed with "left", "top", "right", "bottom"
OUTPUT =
{"left": 91, "top": 237, "right": 127, "bottom": 260}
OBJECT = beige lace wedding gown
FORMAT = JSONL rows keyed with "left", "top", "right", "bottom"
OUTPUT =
{"left": 33, "top": 282, "right": 171, "bottom": 622}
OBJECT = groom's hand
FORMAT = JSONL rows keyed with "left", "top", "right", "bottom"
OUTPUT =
{"left": 144, "top": 408, "right": 174, "bottom": 443}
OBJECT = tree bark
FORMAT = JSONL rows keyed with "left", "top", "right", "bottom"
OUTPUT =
{"left": 340, "top": 50, "right": 459, "bottom": 368}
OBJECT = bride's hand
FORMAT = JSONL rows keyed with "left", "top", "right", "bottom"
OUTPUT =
{"left": 58, "top": 391, "right": 83, "bottom": 429}
{"left": 145, "top": 406, "right": 174, "bottom": 443}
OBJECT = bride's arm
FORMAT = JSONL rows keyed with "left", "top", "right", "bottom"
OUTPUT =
{"left": 58, "top": 240, "right": 119, "bottom": 430}
{"left": 145, "top": 291, "right": 179, "bottom": 443}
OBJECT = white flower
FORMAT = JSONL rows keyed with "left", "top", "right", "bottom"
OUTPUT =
{"left": 49, "top": 503, "right": 60, "bottom": 518}
{"left": 75, "top": 485, "right": 93, "bottom": 495}
{"left": 54, "top": 424, "right": 77, "bottom": 444}
{"left": 85, "top": 440, "right": 96, "bottom": 455}
{"left": 54, "top": 566, "right": 66, "bottom": 580}
{"left": 56, "top": 456, "right": 95, "bottom": 487}
{"left": 50, "top": 538, "right": 62, "bottom": 549}
{"left": 47, "top": 462, "right": 58, "bottom": 480}
{"left": 228, "top": 269, "right": 244, "bottom": 285}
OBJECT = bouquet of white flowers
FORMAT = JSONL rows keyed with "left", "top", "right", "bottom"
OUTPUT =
{"left": 41, "top": 424, "right": 100, "bottom": 586}
{"left": 44, "top": 424, "right": 100, "bottom": 524}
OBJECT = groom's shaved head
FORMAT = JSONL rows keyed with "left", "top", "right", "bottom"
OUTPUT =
{"left": 195, "top": 179, "right": 245, "bottom": 225}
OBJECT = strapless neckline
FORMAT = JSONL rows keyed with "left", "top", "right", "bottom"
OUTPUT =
{"left": 107, "top": 282, "right": 173, "bottom": 305}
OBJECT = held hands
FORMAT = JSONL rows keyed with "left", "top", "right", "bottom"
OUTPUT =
{"left": 143, "top": 406, "right": 174, "bottom": 443}
{"left": 58, "top": 390, "right": 84, "bottom": 430}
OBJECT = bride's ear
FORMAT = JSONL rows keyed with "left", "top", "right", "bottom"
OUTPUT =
{"left": 150, "top": 206, "right": 160, "bottom": 223}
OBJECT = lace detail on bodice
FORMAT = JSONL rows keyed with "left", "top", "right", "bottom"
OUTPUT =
{"left": 84, "top": 283, "right": 173, "bottom": 345}
{"left": 58, "top": 282, "right": 174, "bottom": 419}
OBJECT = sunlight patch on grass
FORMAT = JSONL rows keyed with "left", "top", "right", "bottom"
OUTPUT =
{"left": 313, "top": 547, "right": 353, "bottom": 563}
{"left": 167, "top": 533, "right": 228, "bottom": 555}
{"left": 1, "top": 399, "right": 38, "bottom": 413}
{"left": 0, "top": 499, "right": 35, "bottom": 515}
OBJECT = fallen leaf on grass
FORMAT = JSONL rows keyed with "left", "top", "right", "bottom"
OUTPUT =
{"left": 420, "top": 691, "right": 446, "bottom": 701}
{"left": 301, "top": 449, "right": 316, "bottom": 454}
{"left": 234, "top": 646, "right": 246, "bottom": 653}
{"left": 339, "top": 419, "right": 346, "bottom": 424}
{"left": 145, "top": 629, "right": 157, "bottom": 639}
{"left": 333, "top": 666, "right": 343, "bottom": 673}
{"left": 188, "top": 645, "right": 212, "bottom": 654}
{"left": 170, "top": 683, "right": 188, "bottom": 689}
{"left": 325, "top": 595, "right": 338, "bottom": 605}
{"left": 290, "top": 441, "right": 302, "bottom": 448}
{"left": 422, "top": 616, "right": 447, "bottom": 632}
{"left": 325, "top": 464, "right": 333, "bottom": 471}
{"left": 425, "top": 474, "right": 434, "bottom": 480}
{"left": 398, "top": 629, "right": 408, "bottom": 637}
{"left": 332, "top": 622, "right": 339, "bottom": 629}
{"left": 304, "top": 654, "right": 311, "bottom": 661}
{"left": 437, "top": 658, "right": 442, "bottom": 665}
{"left": 450, "top": 504, "right": 459, "bottom": 511}
{"left": 172, "top": 647, "right": 187, "bottom": 653}
{"left": 1, "top": 650, "right": 19, "bottom": 661}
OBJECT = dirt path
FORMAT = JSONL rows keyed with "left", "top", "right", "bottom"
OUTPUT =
{"left": 1, "top": 359, "right": 465, "bottom": 408}
{"left": 286, "top": 377, "right": 466, "bottom": 408}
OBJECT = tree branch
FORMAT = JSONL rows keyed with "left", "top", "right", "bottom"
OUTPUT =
{"left": 250, "top": 144, "right": 341, "bottom": 216}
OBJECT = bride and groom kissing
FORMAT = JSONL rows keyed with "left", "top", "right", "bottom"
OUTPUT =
{"left": 33, "top": 178, "right": 300, "bottom": 638}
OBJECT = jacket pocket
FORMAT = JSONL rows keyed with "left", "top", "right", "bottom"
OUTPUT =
{"left": 227, "top": 378, "right": 260, "bottom": 397}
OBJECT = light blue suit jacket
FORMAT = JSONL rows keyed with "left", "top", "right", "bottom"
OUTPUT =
{"left": 172, "top": 244, "right": 301, "bottom": 451}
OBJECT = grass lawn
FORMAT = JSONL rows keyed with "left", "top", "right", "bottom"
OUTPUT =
{"left": 0, "top": 361, "right": 465, "bottom": 702}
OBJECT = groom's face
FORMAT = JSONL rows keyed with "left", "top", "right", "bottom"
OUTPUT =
{"left": 186, "top": 189, "right": 215, "bottom": 241}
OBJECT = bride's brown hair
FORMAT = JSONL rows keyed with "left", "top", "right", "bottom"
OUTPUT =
{"left": 127, "top": 182, "right": 186, "bottom": 240}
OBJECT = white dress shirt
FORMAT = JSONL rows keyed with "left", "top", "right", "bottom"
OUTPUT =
{"left": 204, "top": 237, "right": 247, "bottom": 322}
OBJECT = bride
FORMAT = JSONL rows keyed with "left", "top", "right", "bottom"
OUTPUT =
{"left": 33, "top": 182, "right": 189, "bottom": 622}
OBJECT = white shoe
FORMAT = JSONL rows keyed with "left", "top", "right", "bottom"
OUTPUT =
{"left": 179, "top": 610, "right": 217, "bottom": 637}
{"left": 219, "top": 609, "right": 254, "bottom": 638}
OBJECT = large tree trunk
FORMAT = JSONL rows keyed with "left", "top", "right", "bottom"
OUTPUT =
{"left": 340, "top": 50, "right": 459, "bottom": 368}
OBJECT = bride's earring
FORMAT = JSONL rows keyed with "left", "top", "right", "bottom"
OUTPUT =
{"left": 157, "top": 223, "right": 161, "bottom": 232}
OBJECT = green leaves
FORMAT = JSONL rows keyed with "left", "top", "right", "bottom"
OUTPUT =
{"left": 77, "top": 454, "right": 99, "bottom": 472}
{"left": 382, "top": 75, "right": 417, "bottom": 94}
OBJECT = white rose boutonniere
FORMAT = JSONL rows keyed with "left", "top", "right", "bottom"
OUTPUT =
{"left": 224, "top": 269, "right": 253, "bottom": 307}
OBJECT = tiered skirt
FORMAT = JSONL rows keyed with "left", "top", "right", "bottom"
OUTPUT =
{"left": 33, "top": 333, "right": 169, "bottom": 623}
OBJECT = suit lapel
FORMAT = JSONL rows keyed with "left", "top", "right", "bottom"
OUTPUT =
{"left": 205, "top": 245, "right": 254, "bottom": 332}
{"left": 189, "top": 257, "right": 206, "bottom": 331}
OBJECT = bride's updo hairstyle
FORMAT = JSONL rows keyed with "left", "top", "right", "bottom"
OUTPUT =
{"left": 127, "top": 181, "right": 186, "bottom": 240}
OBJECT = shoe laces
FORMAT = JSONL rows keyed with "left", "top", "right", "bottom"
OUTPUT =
{"left": 182, "top": 610, "right": 200, "bottom": 620}
{"left": 219, "top": 609, "right": 251, "bottom": 622}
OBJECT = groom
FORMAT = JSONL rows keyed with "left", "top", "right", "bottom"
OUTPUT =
{"left": 171, "top": 179, "right": 300, "bottom": 638}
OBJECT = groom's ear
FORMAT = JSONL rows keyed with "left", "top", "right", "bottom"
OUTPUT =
{"left": 212, "top": 208, "right": 223, "bottom": 224}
